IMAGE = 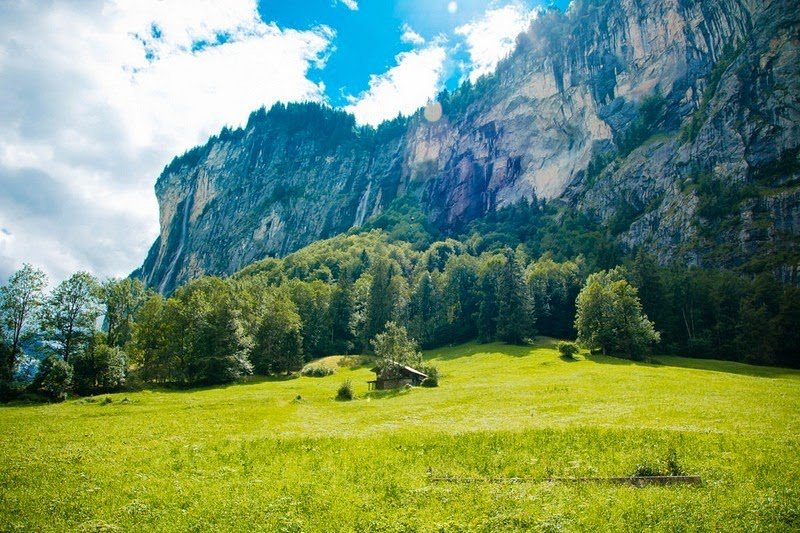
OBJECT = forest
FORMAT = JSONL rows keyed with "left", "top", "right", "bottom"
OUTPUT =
{"left": 1, "top": 199, "right": 799, "bottom": 401}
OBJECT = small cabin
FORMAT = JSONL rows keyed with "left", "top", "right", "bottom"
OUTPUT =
{"left": 368, "top": 363, "right": 428, "bottom": 390}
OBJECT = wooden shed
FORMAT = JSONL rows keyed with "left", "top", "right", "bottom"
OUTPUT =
{"left": 368, "top": 363, "right": 427, "bottom": 390}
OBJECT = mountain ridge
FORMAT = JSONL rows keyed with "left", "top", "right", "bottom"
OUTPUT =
{"left": 136, "top": 0, "right": 800, "bottom": 294}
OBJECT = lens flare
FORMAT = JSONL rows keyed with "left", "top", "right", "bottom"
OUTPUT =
{"left": 447, "top": 1, "right": 458, "bottom": 14}
{"left": 424, "top": 101, "right": 443, "bottom": 123}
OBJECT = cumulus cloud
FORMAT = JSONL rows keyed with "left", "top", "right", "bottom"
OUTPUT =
{"left": 400, "top": 23, "right": 426, "bottom": 46}
{"left": 456, "top": 2, "right": 539, "bottom": 82}
{"left": 337, "top": 0, "right": 359, "bottom": 11}
{"left": 344, "top": 45, "right": 447, "bottom": 126}
{"left": 0, "top": 0, "right": 334, "bottom": 284}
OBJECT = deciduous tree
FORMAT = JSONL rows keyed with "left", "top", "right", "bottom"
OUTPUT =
{"left": 40, "top": 272, "right": 100, "bottom": 363}
{"left": 0, "top": 264, "right": 47, "bottom": 381}
{"left": 575, "top": 268, "right": 659, "bottom": 359}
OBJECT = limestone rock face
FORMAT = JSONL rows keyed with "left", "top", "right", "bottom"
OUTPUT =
{"left": 575, "top": 0, "right": 800, "bottom": 281}
{"left": 136, "top": 0, "right": 800, "bottom": 293}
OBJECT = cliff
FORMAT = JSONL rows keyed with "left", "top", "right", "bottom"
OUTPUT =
{"left": 136, "top": 0, "right": 800, "bottom": 293}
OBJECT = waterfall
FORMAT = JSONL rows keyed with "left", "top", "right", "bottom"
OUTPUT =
{"left": 158, "top": 196, "right": 191, "bottom": 294}
{"left": 353, "top": 182, "right": 372, "bottom": 227}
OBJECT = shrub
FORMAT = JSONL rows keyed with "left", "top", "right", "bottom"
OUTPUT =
{"left": 633, "top": 461, "right": 663, "bottom": 477}
{"left": 419, "top": 364, "right": 439, "bottom": 387}
{"left": 34, "top": 356, "right": 73, "bottom": 402}
{"left": 336, "top": 380, "right": 354, "bottom": 401}
{"left": 420, "top": 376, "right": 438, "bottom": 388}
{"left": 633, "top": 449, "right": 686, "bottom": 477}
{"left": 301, "top": 365, "right": 334, "bottom": 377}
{"left": 557, "top": 341, "right": 580, "bottom": 359}
{"left": 665, "top": 449, "right": 685, "bottom": 476}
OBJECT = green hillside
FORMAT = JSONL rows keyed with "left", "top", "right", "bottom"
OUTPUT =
{"left": 1, "top": 340, "right": 799, "bottom": 531}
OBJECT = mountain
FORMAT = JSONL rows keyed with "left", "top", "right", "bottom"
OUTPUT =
{"left": 135, "top": 0, "right": 800, "bottom": 294}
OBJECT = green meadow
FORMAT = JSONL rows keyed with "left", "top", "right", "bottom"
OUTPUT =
{"left": 1, "top": 340, "right": 799, "bottom": 531}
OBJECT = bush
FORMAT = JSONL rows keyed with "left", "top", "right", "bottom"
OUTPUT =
{"left": 301, "top": 365, "right": 334, "bottom": 377}
{"left": 632, "top": 461, "right": 663, "bottom": 477}
{"left": 557, "top": 342, "right": 580, "bottom": 359}
{"left": 336, "top": 380, "right": 354, "bottom": 401}
{"left": 419, "top": 364, "right": 439, "bottom": 387}
{"left": 420, "top": 376, "right": 438, "bottom": 388}
{"left": 665, "top": 449, "right": 685, "bottom": 476}
{"left": 633, "top": 449, "right": 686, "bottom": 477}
{"left": 34, "top": 356, "right": 73, "bottom": 402}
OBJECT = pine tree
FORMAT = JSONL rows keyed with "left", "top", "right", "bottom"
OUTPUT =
{"left": 629, "top": 251, "right": 666, "bottom": 331}
{"left": 441, "top": 255, "right": 479, "bottom": 343}
{"left": 329, "top": 273, "right": 355, "bottom": 353}
{"left": 408, "top": 272, "right": 444, "bottom": 348}
{"left": 526, "top": 254, "right": 581, "bottom": 338}
{"left": 496, "top": 248, "right": 535, "bottom": 344}
{"left": 364, "top": 258, "right": 397, "bottom": 343}
{"left": 477, "top": 257, "right": 502, "bottom": 343}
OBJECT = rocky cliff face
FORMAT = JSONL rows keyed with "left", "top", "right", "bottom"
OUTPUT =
{"left": 573, "top": 0, "right": 800, "bottom": 281}
{"left": 136, "top": 0, "right": 800, "bottom": 293}
{"left": 136, "top": 106, "right": 410, "bottom": 294}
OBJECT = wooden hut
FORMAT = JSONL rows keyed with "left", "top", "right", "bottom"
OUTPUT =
{"left": 368, "top": 363, "right": 427, "bottom": 390}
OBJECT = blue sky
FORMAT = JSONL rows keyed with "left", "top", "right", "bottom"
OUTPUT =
{"left": 0, "top": 0, "right": 568, "bottom": 285}
{"left": 261, "top": 0, "right": 569, "bottom": 108}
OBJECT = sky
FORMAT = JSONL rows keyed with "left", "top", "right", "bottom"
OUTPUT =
{"left": 0, "top": 0, "right": 568, "bottom": 286}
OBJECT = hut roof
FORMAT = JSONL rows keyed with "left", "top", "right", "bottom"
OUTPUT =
{"left": 371, "top": 362, "right": 428, "bottom": 379}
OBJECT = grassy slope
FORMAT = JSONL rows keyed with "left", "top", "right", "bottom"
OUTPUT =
{"left": 1, "top": 340, "right": 799, "bottom": 531}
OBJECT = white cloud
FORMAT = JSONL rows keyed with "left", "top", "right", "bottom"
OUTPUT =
{"left": 456, "top": 3, "right": 539, "bottom": 82}
{"left": 0, "top": 0, "right": 334, "bottom": 284}
{"left": 400, "top": 23, "right": 426, "bottom": 46}
{"left": 344, "top": 45, "right": 447, "bottom": 126}
{"left": 337, "top": 0, "right": 359, "bottom": 11}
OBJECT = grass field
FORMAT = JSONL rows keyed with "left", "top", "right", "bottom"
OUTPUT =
{"left": 1, "top": 339, "right": 799, "bottom": 531}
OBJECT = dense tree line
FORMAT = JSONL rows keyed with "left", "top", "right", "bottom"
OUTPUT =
{"left": 2, "top": 205, "right": 798, "bottom": 400}
{"left": 626, "top": 252, "right": 800, "bottom": 367}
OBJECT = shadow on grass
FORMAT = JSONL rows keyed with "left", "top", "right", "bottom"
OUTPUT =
{"left": 583, "top": 352, "right": 799, "bottom": 379}
{"left": 655, "top": 356, "right": 800, "bottom": 379}
{"left": 140, "top": 373, "right": 301, "bottom": 395}
{"left": 429, "top": 338, "right": 799, "bottom": 380}
{"left": 0, "top": 393, "right": 52, "bottom": 407}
